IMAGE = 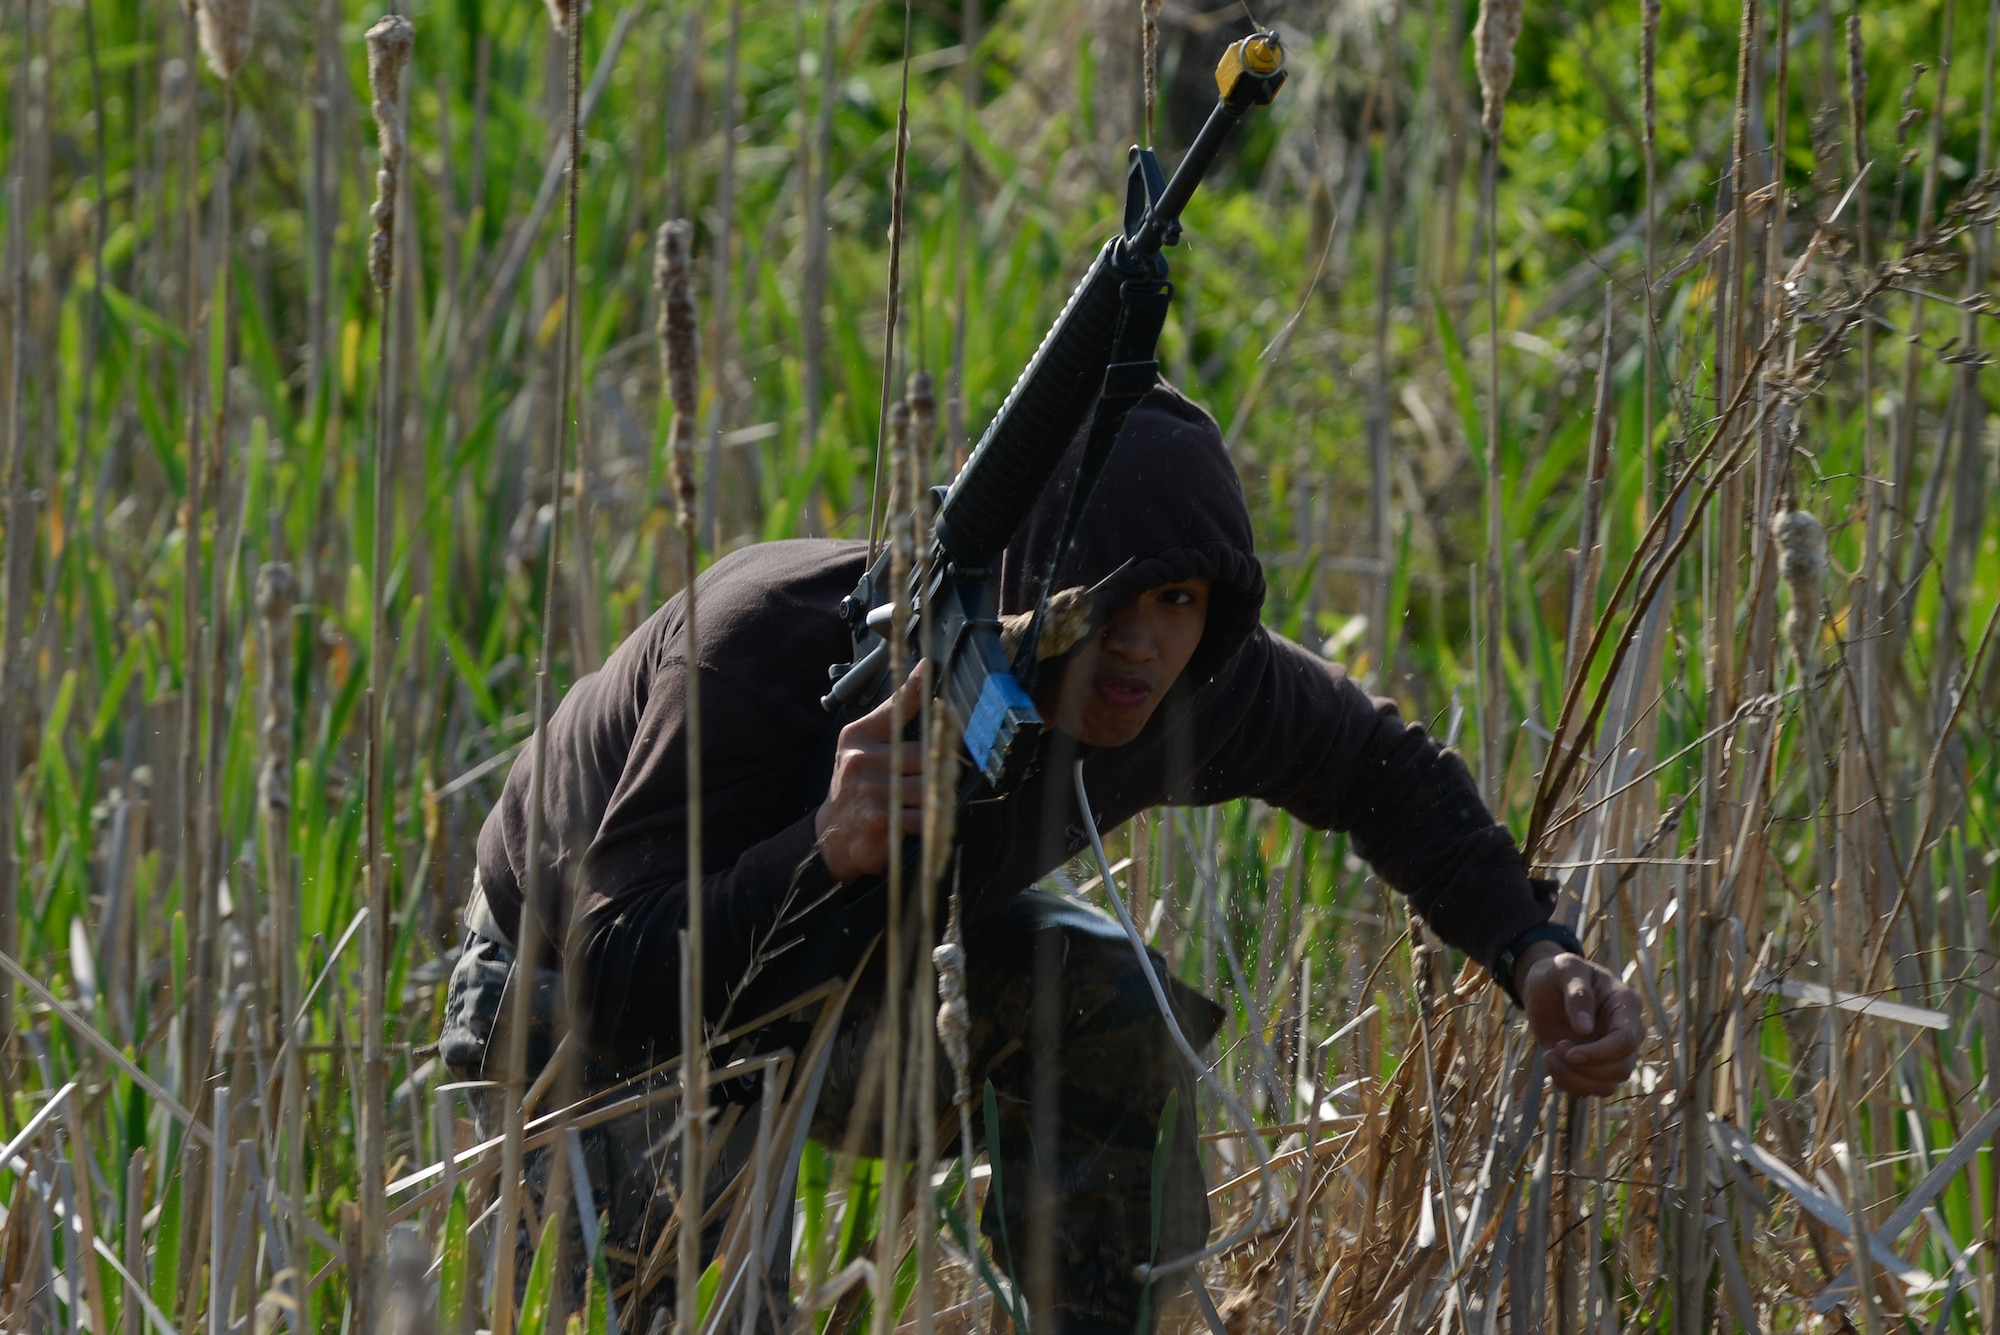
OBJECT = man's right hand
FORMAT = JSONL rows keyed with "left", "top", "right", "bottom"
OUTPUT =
{"left": 814, "top": 665, "right": 928, "bottom": 884}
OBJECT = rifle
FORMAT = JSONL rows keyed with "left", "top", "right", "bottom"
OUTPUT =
{"left": 823, "top": 31, "right": 1287, "bottom": 791}
{"left": 728, "top": 34, "right": 1286, "bottom": 1024}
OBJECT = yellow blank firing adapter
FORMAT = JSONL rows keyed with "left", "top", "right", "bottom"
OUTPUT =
{"left": 1215, "top": 31, "right": 1286, "bottom": 104}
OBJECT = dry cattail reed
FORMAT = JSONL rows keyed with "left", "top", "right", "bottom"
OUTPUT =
{"left": 255, "top": 557, "right": 307, "bottom": 1326}
{"left": 1140, "top": 0, "right": 1162, "bottom": 146}
{"left": 357, "top": 15, "right": 412, "bottom": 1332}
{"left": 173, "top": 0, "right": 211, "bottom": 1188}
{"left": 872, "top": 396, "right": 916, "bottom": 1335}
{"left": 193, "top": 0, "right": 253, "bottom": 82}
{"left": 1641, "top": 0, "right": 1661, "bottom": 510}
{"left": 494, "top": 2, "right": 589, "bottom": 1324}
{"left": 0, "top": 180, "right": 24, "bottom": 1051}
{"left": 1473, "top": 0, "right": 1519, "bottom": 799}
{"left": 1472, "top": 0, "right": 1521, "bottom": 139}
{"left": 654, "top": 215, "right": 707, "bottom": 1334}
{"left": 867, "top": 0, "right": 916, "bottom": 560}
{"left": 704, "top": 0, "right": 743, "bottom": 552}
{"left": 61, "top": 1112, "right": 111, "bottom": 1335}
{"left": 365, "top": 16, "right": 413, "bottom": 297}
{"left": 930, "top": 589, "right": 977, "bottom": 1329}
{"left": 1772, "top": 509, "right": 1827, "bottom": 676}
{"left": 904, "top": 369, "right": 949, "bottom": 1335}
{"left": 657, "top": 221, "right": 701, "bottom": 530}
{"left": 949, "top": 0, "right": 978, "bottom": 464}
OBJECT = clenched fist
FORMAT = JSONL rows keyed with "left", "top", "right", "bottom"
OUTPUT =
{"left": 814, "top": 665, "right": 928, "bottom": 885}
{"left": 1514, "top": 942, "right": 1646, "bottom": 1097}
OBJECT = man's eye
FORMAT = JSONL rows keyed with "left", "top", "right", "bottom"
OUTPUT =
{"left": 1160, "top": 589, "right": 1195, "bottom": 606}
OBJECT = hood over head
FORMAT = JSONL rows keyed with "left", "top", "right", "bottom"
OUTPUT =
{"left": 998, "top": 381, "right": 1265, "bottom": 687}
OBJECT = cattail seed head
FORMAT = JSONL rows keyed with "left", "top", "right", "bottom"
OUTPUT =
{"left": 543, "top": 0, "right": 585, "bottom": 34}
{"left": 1473, "top": 0, "right": 1523, "bottom": 139}
{"left": 256, "top": 561, "right": 296, "bottom": 816}
{"left": 160, "top": 58, "right": 188, "bottom": 128}
{"left": 364, "top": 16, "right": 414, "bottom": 295}
{"left": 1846, "top": 16, "right": 1867, "bottom": 105}
{"left": 933, "top": 940, "right": 970, "bottom": 1103}
{"left": 1641, "top": 0, "right": 1660, "bottom": 138}
{"left": 195, "top": 0, "right": 256, "bottom": 83}
{"left": 1772, "top": 509, "right": 1827, "bottom": 593}
{"left": 887, "top": 399, "right": 915, "bottom": 559}
{"left": 1772, "top": 509, "right": 1827, "bottom": 674}
{"left": 907, "top": 371, "right": 936, "bottom": 485}
{"left": 255, "top": 561, "right": 297, "bottom": 623}
{"left": 654, "top": 220, "right": 701, "bottom": 531}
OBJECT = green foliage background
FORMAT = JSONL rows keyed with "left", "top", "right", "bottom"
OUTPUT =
{"left": 5, "top": 0, "right": 2000, "bottom": 1325}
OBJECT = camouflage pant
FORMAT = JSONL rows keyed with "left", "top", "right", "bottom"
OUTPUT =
{"left": 438, "top": 889, "right": 1222, "bottom": 1335}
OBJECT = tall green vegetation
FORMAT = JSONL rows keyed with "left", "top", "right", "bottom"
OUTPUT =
{"left": 2, "top": 0, "right": 1999, "bottom": 1328}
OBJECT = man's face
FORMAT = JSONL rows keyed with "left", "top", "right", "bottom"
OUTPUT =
{"left": 1035, "top": 578, "right": 1210, "bottom": 748}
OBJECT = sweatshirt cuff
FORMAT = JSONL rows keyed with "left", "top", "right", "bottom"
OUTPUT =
{"left": 1423, "top": 860, "right": 1559, "bottom": 976}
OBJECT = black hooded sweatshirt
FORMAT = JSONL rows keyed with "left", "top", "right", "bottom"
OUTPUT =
{"left": 474, "top": 384, "right": 1556, "bottom": 1068}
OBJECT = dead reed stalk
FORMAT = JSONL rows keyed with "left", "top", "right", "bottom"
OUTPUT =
{"left": 906, "top": 369, "right": 944, "bottom": 1335}
{"left": 874, "top": 394, "right": 915, "bottom": 1335}
{"left": 1473, "top": 0, "right": 1519, "bottom": 800}
{"left": 492, "top": 0, "right": 586, "bottom": 1325}
{"left": 256, "top": 555, "right": 306, "bottom": 1329}
{"left": 704, "top": 0, "right": 742, "bottom": 552}
{"left": 866, "top": 0, "right": 916, "bottom": 561}
{"left": 0, "top": 180, "right": 24, "bottom": 1055}
{"left": 949, "top": 0, "right": 978, "bottom": 461}
{"left": 655, "top": 213, "right": 706, "bottom": 1335}
{"left": 360, "top": 14, "right": 413, "bottom": 1330}
{"left": 192, "top": 0, "right": 252, "bottom": 83}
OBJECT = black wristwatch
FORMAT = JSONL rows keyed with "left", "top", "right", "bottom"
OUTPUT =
{"left": 1493, "top": 921, "right": 1585, "bottom": 1008}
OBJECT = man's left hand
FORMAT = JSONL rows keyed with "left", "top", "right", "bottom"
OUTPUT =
{"left": 1515, "top": 943, "right": 1646, "bottom": 1097}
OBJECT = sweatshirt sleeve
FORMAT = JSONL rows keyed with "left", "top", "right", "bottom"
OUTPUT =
{"left": 1192, "top": 628, "right": 1555, "bottom": 971}
{"left": 564, "top": 656, "right": 841, "bottom": 1069}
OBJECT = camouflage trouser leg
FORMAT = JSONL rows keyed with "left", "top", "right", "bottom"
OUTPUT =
{"left": 440, "top": 936, "right": 787, "bottom": 1335}
{"left": 813, "top": 889, "right": 1225, "bottom": 1335}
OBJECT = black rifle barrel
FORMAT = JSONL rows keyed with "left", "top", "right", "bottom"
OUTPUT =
{"left": 931, "top": 32, "right": 1285, "bottom": 569}
{"left": 1131, "top": 92, "right": 1257, "bottom": 254}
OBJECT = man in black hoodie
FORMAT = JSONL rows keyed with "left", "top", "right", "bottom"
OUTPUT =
{"left": 439, "top": 383, "right": 1645, "bottom": 1332}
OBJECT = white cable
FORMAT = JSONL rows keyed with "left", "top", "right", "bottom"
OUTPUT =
{"left": 1071, "top": 761, "right": 1284, "bottom": 1280}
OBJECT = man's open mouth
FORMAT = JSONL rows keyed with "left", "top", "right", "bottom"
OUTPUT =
{"left": 1094, "top": 673, "right": 1153, "bottom": 707}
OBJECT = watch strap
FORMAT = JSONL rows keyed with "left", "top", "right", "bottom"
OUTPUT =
{"left": 1493, "top": 920, "right": 1585, "bottom": 1008}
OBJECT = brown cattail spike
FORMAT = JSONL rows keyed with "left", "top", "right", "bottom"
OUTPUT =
{"left": 654, "top": 220, "right": 701, "bottom": 532}
{"left": 886, "top": 397, "right": 917, "bottom": 668}
{"left": 195, "top": 0, "right": 256, "bottom": 82}
{"left": 1772, "top": 508, "right": 1828, "bottom": 672}
{"left": 254, "top": 562, "right": 296, "bottom": 807}
{"left": 907, "top": 370, "right": 936, "bottom": 485}
{"left": 364, "top": 16, "right": 415, "bottom": 295}
{"left": 1847, "top": 15, "right": 1868, "bottom": 158}
{"left": 1141, "top": 0, "right": 1163, "bottom": 146}
{"left": 888, "top": 399, "right": 914, "bottom": 558}
{"left": 1473, "top": 0, "right": 1522, "bottom": 139}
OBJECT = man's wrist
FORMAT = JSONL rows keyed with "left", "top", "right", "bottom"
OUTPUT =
{"left": 1493, "top": 920, "right": 1585, "bottom": 1006}
{"left": 1511, "top": 941, "right": 1566, "bottom": 995}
